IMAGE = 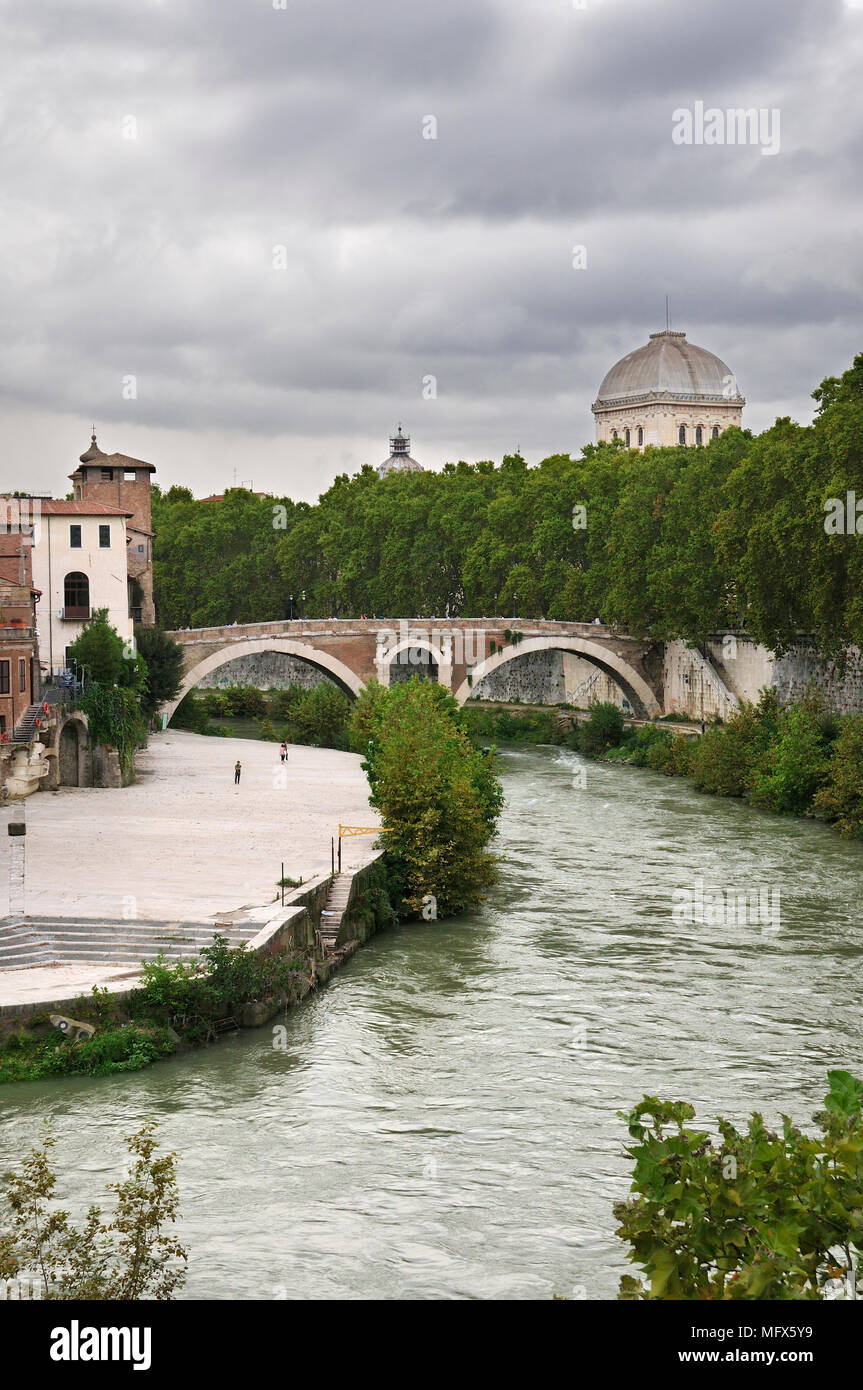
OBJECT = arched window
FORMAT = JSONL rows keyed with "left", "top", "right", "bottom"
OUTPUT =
{"left": 64, "top": 572, "right": 90, "bottom": 619}
{"left": 678, "top": 424, "right": 687, "bottom": 445}
{"left": 637, "top": 426, "right": 643, "bottom": 447}
{"left": 695, "top": 425, "right": 703, "bottom": 446}
{"left": 611, "top": 429, "right": 618, "bottom": 440}
{"left": 624, "top": 427, "right": 630, "bottom": 447}
{"left": 712, "top": 425, "right": 720, "bottom": 439}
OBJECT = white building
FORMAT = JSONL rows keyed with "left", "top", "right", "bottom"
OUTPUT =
{"left": 31, "top": 501, "right": 135, "bottom": 678}
{"left": 591, "top": 329, "right": 745, "bottom": 448}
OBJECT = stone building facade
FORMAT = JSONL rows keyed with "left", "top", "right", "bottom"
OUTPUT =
{"left": 0, "top": 542, "right": 41, "bottom": 737}
{"left": 69, "top": 435, "right": 156, "bottom": 625}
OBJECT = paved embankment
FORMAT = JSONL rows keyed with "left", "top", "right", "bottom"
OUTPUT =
{"left": 0, "top": 730, "right": 380, "bottom": 1011}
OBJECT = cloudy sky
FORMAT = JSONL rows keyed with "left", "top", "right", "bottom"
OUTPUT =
{"left": 1, "top": 0, "right": 862, "bottom": 502}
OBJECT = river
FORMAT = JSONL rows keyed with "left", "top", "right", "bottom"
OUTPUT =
{"left": 3, "top": 745, "right": 863, "bottom": 1300}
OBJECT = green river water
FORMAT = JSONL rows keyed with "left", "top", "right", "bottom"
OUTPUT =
{"left": 3, "top": 745, "right": 862, "bottom": 1300}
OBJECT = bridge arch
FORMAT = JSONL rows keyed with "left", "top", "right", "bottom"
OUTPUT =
{"left": 163, "top": 638, "right": 365, "bottom": 724}
{"left": 383, "top": 638, "right": 441, "bottom": 685}
{"left": 452, "top": 636, "right": 660, "bottom": 718}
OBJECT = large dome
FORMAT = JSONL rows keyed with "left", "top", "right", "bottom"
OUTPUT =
{"left": 593, "top": 330, "right": 743, "bottom": 407}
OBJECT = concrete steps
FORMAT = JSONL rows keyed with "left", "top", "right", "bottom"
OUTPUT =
{"left": 0, "top": 917, "right": 257, "bottom": 971}
{"left": 319, "top": 874, "right": 353, "bottom": 950}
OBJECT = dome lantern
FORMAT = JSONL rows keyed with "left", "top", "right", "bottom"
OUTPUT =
{"left": 378, "top": 424, "right": 424, "bottom": 478}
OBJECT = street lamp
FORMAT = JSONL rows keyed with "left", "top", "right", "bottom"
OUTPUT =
{"left": 301, "top": 590, "right": 306, "bottom": 620}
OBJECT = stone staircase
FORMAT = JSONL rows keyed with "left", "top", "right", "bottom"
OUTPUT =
{"left": 0, "top": 917, "right": 257, "bottom": 970}
{"left": 318, "top": 874, "right": 353, "bottom": 951}
{"left": 10, "top": 703, "right": 43, "bottom": 745}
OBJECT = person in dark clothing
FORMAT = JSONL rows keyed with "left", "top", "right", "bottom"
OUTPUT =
{"left": 234, "top": 760, "right": 242, "bottom": 784}
{"left": 700, "top": 718, "right": 706, "bottom": 735}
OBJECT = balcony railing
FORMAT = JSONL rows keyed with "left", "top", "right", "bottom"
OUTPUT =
{"left": 130, "top": 605, "right": 143, "bottom": 623}
{"left": 62, "top": 606, "right": 91, "bottom": 621}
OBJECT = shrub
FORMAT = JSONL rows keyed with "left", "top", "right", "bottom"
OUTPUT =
{"left": 747, "top": 699, "right": 830, "bottom": 815}
{"left": 267, "top": 686, "right": 308, "bottom": 722}
{"left": 688, "top": 691, "right": 782, "bottom": 798}
{"left": 814, "top": 713, "right": 863, "bottom": 836}
{"left": 130, "top": 936, "right": 304, "bottom": 1038}
{"left": 282, "top": 683, "right": 351, "bottom": 749}
{"left": 615, "top": 1070, "right": 863, "bottom": 1300}
{"left": 627, "top": 724, "right": 672, "bottom": 768}
{"left": 0, "top": 1120, "right": 187, "bottom": 1299}
{"left": 460, "top": 706, "right": 562, "bottom": 745}
{"left": 577, "top": 702, "right": 626, "bottom": 756}
{"left": 645, "top": 728, "right": 677, "bottom": 773}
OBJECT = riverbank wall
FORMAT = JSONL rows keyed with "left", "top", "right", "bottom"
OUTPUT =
{"left": 0, "top": 851, "right": 390, "bottom": 1024}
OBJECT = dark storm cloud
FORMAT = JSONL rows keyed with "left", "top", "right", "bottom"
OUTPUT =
{"left": 0, "top": 0, "right": 861, "bottom": 498}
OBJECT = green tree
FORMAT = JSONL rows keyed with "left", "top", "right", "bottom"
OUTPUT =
{"left": 283, "top": 683, "right": 352, "bottom": 749}
{"left": 67, "top": 609, "right": 143, "bottom": 690}
{"left": 351, "top": 678, "right": 503, "bottom": 915}
{"left": 135, "top": 626, "right": 184, "bottom": 721}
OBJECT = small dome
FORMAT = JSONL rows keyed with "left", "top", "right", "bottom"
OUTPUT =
{"left": 377, "top": 424, "right": 424, "bottom": 478}
{"left": 79, "top": 433, "right": 107, "bottom": 463}
{"left": 593, "top": 331, "right": 744, "bottom": 408}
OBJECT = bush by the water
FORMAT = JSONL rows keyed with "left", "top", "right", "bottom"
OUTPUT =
{"left": 615, "top": 1069, "right": 863, "bottom": 1300}
{"left": 0, "top": 937, "right": 310, "bottom": 1084}
{"left": 814, "top": 714, "right": 863, "bottom": 837}
{"left": 129, "top": 935, "right": 306, "bottom": 1044}
{"left": 568, "top": 702, "right": 626, "bottom": 756}
{"left": 571, "top": 686, "right": 863, "bottom": 839}
{"left": 460, "top": 704, "right": 563, "bottom": 744}
{"left": 0, "top": 1021, "right": 176, "bottom": 1084}
{"left": 279, "top": 682, "right": 351, "bottom": 749}
{"left": 172, "top": 682, "right": 352, "bottom": 749}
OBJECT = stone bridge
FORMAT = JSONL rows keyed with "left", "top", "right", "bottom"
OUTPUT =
{"left": 164, "top": 618, "right": 664, "bottom": 721}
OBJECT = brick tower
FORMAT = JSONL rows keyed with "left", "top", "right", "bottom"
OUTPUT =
{"left": 69, "top": 433, "right": 156, "bottom": 626}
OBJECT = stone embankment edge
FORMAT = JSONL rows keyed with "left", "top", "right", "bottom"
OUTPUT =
{"left": 0, "top": 851, "right": 389, "bottom": 1022}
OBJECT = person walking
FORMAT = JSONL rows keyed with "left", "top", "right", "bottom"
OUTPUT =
{"left": 700, "top": 718, "right": 706, "bottom": 735}
{"left": 234, "top": 759, "right": 242, "bottom": 785}
{"left": 280, "top": 741, "right": 288, "bottom": 763}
